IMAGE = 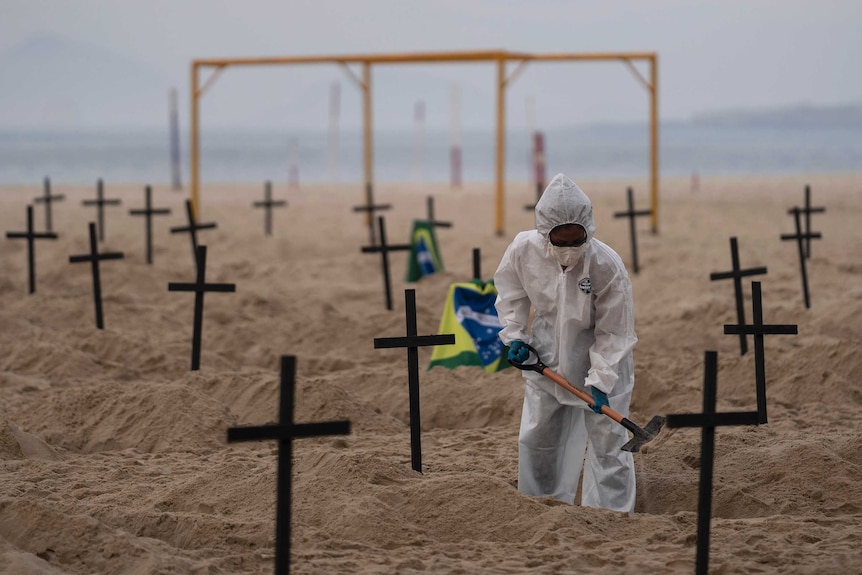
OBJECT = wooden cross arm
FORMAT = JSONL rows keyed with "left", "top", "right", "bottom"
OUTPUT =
{"left": 35, "top": 195, "right": 66, "bottom": 202}
{"left": 168, "top": 282, "right": 236, "bottom": 292}
{"left": 666, "top": 411, "right": 760, "bottom": 428}
{"left": 293, "top": 421, "right": 351, "bottom": 438}
{"left": 253, "top": 201, "right": 288, "bottom": 208}
{"left": 723, "top": 324, "right": 798, "bottom": 335}
{"left": 69, "top": 252, "right": 125, "bottom": 263}
{"left": 613, "top": 209, "right": 652, "bottom": 218}
{"left": 6, "top": 232, "right": 58, "bottom": 239}
{"left": 170, "top": 223, "right": 218, "bottom": 233}
{"left": 709, "top": 267, "right": 768, "bottom": 281}
{"left": 361, "top": 244, "right": 412, "bottom": 253}
{"left": 227, "top": 420, "right": 351, "bottom": 442}
{"left": 374, "top": 334, "right": 456, "bottom": 349}
{"left": 352, "top": 204, "right": 392, "bottom": 213}
{"left": 82, "top": 199, "right": 122, "bottom": 206}
{"left": 130, "top": 208, "right": 172, "bottom": 215}
{"left": 780, "top": 232, "right": 822, "bottom": 241}
{"left": 787, "top": 206, "right": 825, "bottom": 214}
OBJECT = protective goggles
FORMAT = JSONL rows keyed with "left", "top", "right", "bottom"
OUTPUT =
{"left": 548, "top": 224, "right": 588, "bottom": 247}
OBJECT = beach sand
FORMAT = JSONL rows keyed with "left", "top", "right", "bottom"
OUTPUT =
{"left": 1, "top": 173, "right": 861, "bottom": 574}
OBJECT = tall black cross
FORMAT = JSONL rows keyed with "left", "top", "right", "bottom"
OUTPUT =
{"left": 352, "top": 183, "right": 391, "bottom": 246}
{"left": 168, "top": 245, "right": 236, "bottom": 370}
{"left": 82, "top": 178, "right": 121, "bottom": 242}
{"left": 787, "top": 185, "right": 825, "bottom": 259}
{"left": 426, "top": 196, "right": 452, "bottom": 229}
{"left": 5, "top": 205, "right": 58, "bottom": 294}
{"left": 253, "top": 180, "right": 287, "bottom": 236}
{"left": 373, "top": 289, "right": 455, "bottom": 472}
{"left": 360, "top": 216, "right": 412, "bottom": 311}
{"left": 170, "top": 199, "right": 217, "bottom": 272}
{"left": 228, "top": 355, "right": 350, "bottom": 575}
{"left": 129, "top": 185, "right": 171, "bottom": 264}
{"left": 69, "top": 222, "right": 125, "bottom": 329}
{"left": 524, "top": 178, "right": 545, "bottom": 211}
{"left": 709, "top": 237, "right": 768, "bottom": 356}
{"left": 472, "top": 247, "right": 482, "bottom": 281}
{"left": 33, "top": 177, "right": 65, "bottom": 233}
{"left": 666, "top": 351, "right": 760, "bottom": 575}
{"left": 723, "top": 281, "right": 797, "bottom": 424}
{"left": 613, "top": 187, "right": 652, "bottom": 274}
{"left": 781, "top": 207, "right": 821, "bottom": 309}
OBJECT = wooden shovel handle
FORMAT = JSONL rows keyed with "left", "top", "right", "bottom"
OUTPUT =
{"left": 540, "top": 367, "right": 625, "bottom": 425}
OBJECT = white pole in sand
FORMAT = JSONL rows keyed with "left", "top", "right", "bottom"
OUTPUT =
{"left": 525, "top": 94, "right": 536, "bottom": 193}
{"left": 288, "top": 138, "right": 299, "bottom": 190}
{"left": 327, "top": 81, "right": 340, "bottom": 183}
{"left": 413, "top": 100, "right": 425, "bottom": 183}
{"left": 450, "top": 83, "right": 462, "bottom": 188}
{"left": 169, "top": 88, "right": 182, "bottom": 190}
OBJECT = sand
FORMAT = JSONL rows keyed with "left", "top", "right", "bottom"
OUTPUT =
{"left": 1, "top": 172, "right": 861, "bottom": 574}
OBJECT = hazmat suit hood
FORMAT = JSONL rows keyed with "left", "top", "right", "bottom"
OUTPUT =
{"left": 535, "top": 174, "right": 596, "bottom": 243}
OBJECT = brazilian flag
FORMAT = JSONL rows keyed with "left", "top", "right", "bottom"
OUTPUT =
{"left": 406, "top": 220, "right": 443, "bottom": 282}
{"left": 429, "top": 280, "right": 510, "bottom": 372}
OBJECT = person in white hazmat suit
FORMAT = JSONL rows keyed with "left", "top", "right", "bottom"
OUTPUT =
{"left": 494, "top": 173, "right": 637, "bottom": 512}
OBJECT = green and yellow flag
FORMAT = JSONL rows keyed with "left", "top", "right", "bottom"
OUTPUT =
{"left": 405, "top": 220, "right": 443, "bottom": 282}
{"left": 429, "top": 280, "right": 510, "bottom": 373}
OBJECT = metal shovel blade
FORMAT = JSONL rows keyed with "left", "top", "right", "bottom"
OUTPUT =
{"left": 620, "top": 415, "right": 667, "bottom": 453}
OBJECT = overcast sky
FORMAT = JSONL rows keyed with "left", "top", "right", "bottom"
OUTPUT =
{"left": 2, "top": 0, "right": 861, "bottom": 131}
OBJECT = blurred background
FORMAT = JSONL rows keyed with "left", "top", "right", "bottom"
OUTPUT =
{"left": 1, "top": 0, "right": 860, "bottom": 185}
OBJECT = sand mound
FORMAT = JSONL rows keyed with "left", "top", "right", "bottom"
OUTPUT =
{"left": 2, "top": 175, "right": 862, "bottom": 573}
{"left": 11, "top": 380, "right": 232, "bottom": 453}
{"left": 0, "top": 420, "right": 62, "bottom": 461}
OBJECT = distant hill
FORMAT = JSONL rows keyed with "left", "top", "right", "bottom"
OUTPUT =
{"left": 0, "top": 34, "right": 173, "bottom": 130}
{"left": 2, "top": 34, "right": 860, "bottom": 133}
{"left": 689, "top": 103, "right": 862, "bottom": 129}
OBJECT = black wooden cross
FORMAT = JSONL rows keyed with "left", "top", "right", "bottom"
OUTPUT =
{"left": 472, "top": 247, "right": 482, "bottom": 281}
{"left": 426, "top": 196, "right": 452, "bottom": 229}
{"left": 723, "top": 281, "right": 798, "bottom": 424}
{"left": 709, "top": 237, "right": 768, "bottom": 356}
{"left": 613, "top": 187, "right": 652, "bottom": 274}
{"left": 253, "top": 180, "right": 287, "bottom": 236}
{"left": 360, "top": 216, "right": 412, "bottom": 311}
{"left": 129, "top": 185, "right": 171, "bottom": 264}
{"left": 168, "top": 245, "right": 236, "bottom": 370}
{"left": 523, "top": 179, "right": 545, "bottom": 211}
{"left": 666, "top": 351, "right": 760, "bottom": 575}
{"left": 69, "top": 222, "right": 125, "bottom": 329}
{"left": 781, "top": 207, "right": 821, "bottom": 309}
{"left": 82, "top": 178, "right": 121, "bottom": 242}
{"left": 373, "top": 289, "right": 455, "bottom": 473}
{"left": 33, "top": 177, "right": 65, "bottom": 233}
{"left": 228, "top": 355, "right": 350, "bottom": 575}
{"left": 787, "top": 185, "right": 825, "bottom": 259}
{"left": 170, "top": 199, "right": 217, "bottom": 272}
{"left": 352, "top": 183, "right": 392, "bottom": 246}
{"left": 5, "top": 205, "right": 58, "bottom": 294}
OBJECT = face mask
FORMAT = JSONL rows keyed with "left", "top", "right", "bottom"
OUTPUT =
{"left": 548, "top": 243, "right": 587, "bottom": 267}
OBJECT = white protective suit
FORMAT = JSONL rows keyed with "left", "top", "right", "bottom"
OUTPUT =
{"left": 494, "top": 173, "right": 637, "bottom": 512}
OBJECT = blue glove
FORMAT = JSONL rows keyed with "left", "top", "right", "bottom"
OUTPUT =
{"left": 507, "top": 340, "right": 529, "bottom": 364}
{"left": 589, "top": 386, "right": 609, "bottom": 414}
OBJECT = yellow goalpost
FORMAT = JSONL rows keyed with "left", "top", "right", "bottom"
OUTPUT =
{"left": 189, "top": 49, "right": 659, "bottom": 235}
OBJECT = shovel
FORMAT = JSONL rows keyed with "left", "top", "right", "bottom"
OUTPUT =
{"left": 508, "top": 343, "right": 665, "bottom": 453}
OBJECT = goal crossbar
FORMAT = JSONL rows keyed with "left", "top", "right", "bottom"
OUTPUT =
{"left": 190, "top": 49, "right": 659, "bottom": 235}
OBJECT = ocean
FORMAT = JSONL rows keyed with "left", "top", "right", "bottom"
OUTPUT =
{"left": 1, "top": 123, "right": 860, "bottom": 187}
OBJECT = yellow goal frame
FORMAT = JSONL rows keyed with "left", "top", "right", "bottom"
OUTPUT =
{"left": 190, "top": 49, "right": 659, "bottom": 235}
